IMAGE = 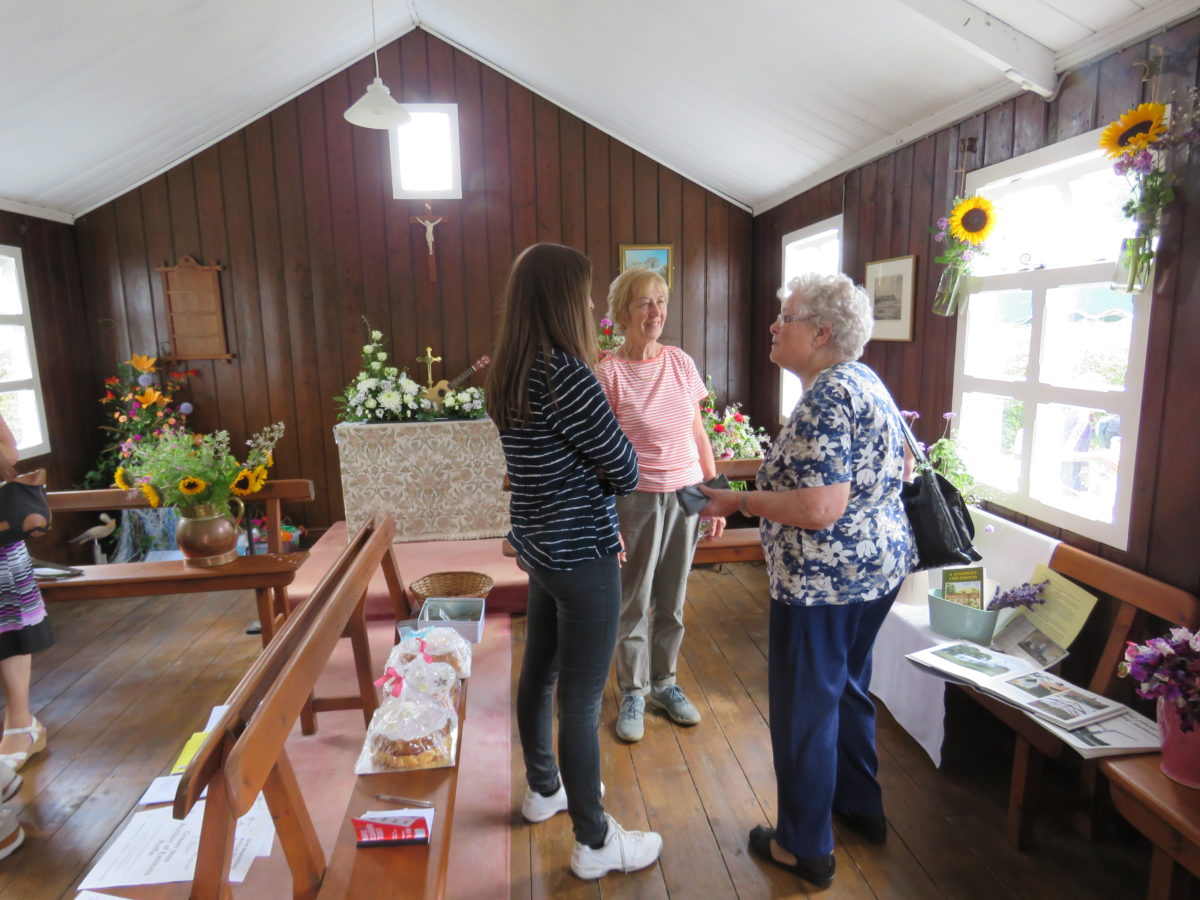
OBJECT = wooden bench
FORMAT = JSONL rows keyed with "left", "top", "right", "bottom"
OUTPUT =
{"left": 959, "top": 542, "right": 1200, "bottom": 852}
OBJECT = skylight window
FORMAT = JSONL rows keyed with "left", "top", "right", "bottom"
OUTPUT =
{"left": 388, "top": 104, "right": 462, "bottom": 200}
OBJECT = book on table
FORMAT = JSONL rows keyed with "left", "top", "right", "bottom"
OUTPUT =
{"left": 942, "top": 565, "right": 985, "bottom": 608}
{"left": 906, "top": 639, "right": 1126, "bottom": 730}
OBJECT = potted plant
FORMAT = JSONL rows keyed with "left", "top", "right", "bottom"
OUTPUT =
{"left": 1119, "top": 627, "right": 1200, "bottom": 787}
{"left": 118, "top": 423, "right": 285, "bottom": 567}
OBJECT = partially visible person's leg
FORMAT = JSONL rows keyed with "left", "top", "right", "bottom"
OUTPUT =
{"left": 550, "top": 554, "right": 622, "bottom": 847}
{"left": 613, "top": 492, "right": 662, "bottom": 696}
{"left": 834, "top": 586, "right": 901, "bottom": 827}
{"left": 647, "top": 497, "right": 698, "bottom": 692}
{"left": 516, "top": 571, "right": 561, "bottom": 796}
{"left": 0, "top": 654, "right": 35, "bottom": 757}
{"left": 769, "top": 600, "right": 853, "bottom": 860}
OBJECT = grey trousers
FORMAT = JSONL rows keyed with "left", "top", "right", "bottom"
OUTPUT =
{"left": 614, "top": 490, "right": 700, "bottom": 695}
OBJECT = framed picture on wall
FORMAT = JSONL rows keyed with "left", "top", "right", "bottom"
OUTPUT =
{"left": 865, "top": 255, "right": 916, "bottom": 342}
{"left": 619, "top": 244, "right": 673, "bottom": 290}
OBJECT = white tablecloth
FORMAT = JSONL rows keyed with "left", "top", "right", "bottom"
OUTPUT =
{"left": 869, "top": 509, "right": 1061, "bottom": 766}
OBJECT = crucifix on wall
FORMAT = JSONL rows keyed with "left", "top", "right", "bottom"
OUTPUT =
{"left": 410, "top": 203, "right": 448, "bottom": 282}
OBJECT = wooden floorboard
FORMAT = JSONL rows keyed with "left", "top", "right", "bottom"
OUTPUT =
{"left": 509, "top": 562, "right": 1159, "bottom": 900}
{"left": 0, "top": 591, "right": 264, "bottom": 899}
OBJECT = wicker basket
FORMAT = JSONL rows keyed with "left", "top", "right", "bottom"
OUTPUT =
{"left": 409, "top": 571, "right": 494, "bottom": 607}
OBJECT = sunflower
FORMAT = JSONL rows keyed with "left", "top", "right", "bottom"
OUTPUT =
{"left": 113, "top": 467, "right": 130, "bottom": 491}
{"left": 139, "top": 482, "right": 160, "bottom": 508}
{"left": 948, "top": 196, "right": 995, "bottom": 245}
{"left": 178, "top": 476, "right": 207, "bottom": 497}
{"left": 230, "top": 469, "right": 256, "bottom": 497}
{"left": 251, "top": 465, "right": 269, "bottom": 491}
{"left": 127, "top": 353, "right": 157, "bottom": 373}
{"left": 1100, "top": 103, "right": 1168, "bottom": 158}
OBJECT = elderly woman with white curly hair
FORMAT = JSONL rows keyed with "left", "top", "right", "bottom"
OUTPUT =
{"left": 700, "top": 272, "right": 915, "bottom": 890}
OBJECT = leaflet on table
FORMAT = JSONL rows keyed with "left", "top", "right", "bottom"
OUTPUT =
{"left": 1037, "top": 706, "right": 1160, "bottom": 759}
{"left": 1019, "top": 563, "right": 1097, "bottom": 650}
{"left": 942, "top": 566, "right": 985, "bottom": 608}
{"left": 906, "top": 641, "right": 1125, "bottom": 729}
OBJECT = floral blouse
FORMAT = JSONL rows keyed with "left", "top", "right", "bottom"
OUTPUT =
{"left": 757, "top": 361, "right": 915, "bottom": 607}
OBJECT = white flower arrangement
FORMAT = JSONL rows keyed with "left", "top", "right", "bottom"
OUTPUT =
{"left": 336, "top": 327, "right": 431, "bottom": 423}
{"left": 441, "top": 386, "right": 487, "bottom": 419}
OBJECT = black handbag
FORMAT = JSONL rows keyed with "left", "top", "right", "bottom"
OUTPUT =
{"left": 0, "top": 463, "right": 51, "bottom": 546}
{"left": 899, "top": 418, "right": 980, "bottom": 571}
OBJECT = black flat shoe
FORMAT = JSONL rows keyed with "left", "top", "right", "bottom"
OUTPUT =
{"left": 747, "top": 825, "right": 835, "bottom": 888}
{"left": 835, "top": 810, "right": 887, "bottom": 845}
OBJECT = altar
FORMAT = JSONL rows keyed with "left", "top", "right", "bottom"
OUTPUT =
{"left": 334, "top": 420, "right": 510, "bottom": 542}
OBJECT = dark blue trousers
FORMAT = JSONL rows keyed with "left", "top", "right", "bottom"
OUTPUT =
{"left": 768, "top": 586, "right": 900, "bottom": 858}
{"left": 516, "top": 553, "right": 621, "bottom": 846}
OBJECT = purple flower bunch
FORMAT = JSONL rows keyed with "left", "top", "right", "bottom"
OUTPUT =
{"left": 986, "top": 580, "right": 1048, "bottom": 612}
{"left": 1119, "top": 627, "right": 1200, "bottom": 731}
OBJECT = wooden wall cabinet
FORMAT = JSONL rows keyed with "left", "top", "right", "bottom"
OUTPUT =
{"left": 155, "top": 255, "right": 232, "bottom": 361}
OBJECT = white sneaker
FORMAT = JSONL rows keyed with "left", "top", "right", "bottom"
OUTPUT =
{"left": 0, "top": 807, "right": 24, "bottom": 861}
{"left": 521, "top": 780, "right": 605, "bottom": 823}
{"left": 570, "top": 813, "right": 662, "bottom": 879}
{"left": 0, "top": 763, "right": 21, "bottom": 803}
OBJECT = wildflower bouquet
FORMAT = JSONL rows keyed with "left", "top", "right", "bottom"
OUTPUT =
{"left": 702, "top": 377, "right": 768, "bottom": 462}
{"left": 336, "top": 326, "right": 429, "bottom": 423}
{"left": 1100, "top": 91, "right": 1200, "bottom": 292}
{"left": 441, "top": 387, "right": 487, "bottom": 420}
{"left": 82, "top": 354, "right": 196, "bottom": 489}
{"left": 1119, "top": 627, "right": 1200, "bottom": 731}
{"left": 596, "top": 317, "right": 624, "bottom": 361}
{"left": 931, "top": 194, "right": 996, "bottom": 316}
{"left": 118, "top": 422, "right": 285, "bottom": 511}
{"left": 986, "top": 580, "right": 1048, "bottom": 612}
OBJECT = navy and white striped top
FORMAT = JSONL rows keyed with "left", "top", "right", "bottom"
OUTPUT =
{"left": 497, "top": 349, "right": 639, "bottom": 571}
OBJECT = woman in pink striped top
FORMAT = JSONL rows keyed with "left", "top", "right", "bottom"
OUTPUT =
{"left": 597, "top": 267, "right": 723, "bottom": 742}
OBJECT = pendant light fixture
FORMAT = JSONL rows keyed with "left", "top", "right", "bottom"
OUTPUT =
{"left": 344, "top": 0, "right": 411, "bottom": 129}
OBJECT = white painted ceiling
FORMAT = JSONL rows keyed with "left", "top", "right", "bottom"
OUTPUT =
{"left": 1, "top": 0, "right": 1196, "bottom": 222}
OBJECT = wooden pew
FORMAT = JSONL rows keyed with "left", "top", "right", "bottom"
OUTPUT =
{"left": 959, "top": 542, "right": 1200, "bottom": 851}
{"left": 173, "top": 516, "right": 394, "bottom": 898}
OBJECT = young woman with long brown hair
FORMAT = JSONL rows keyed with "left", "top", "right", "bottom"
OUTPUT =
{"left": 487, "top": 243, "right": 662, "bottom": 880}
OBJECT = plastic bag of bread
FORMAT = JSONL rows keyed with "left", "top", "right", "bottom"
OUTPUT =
{"left": 355, "top": 699, "right": 459, "bottom": 774}
{"left": 392, "top": 626, "right": 472, "bottom": 678}
{"left": 375, "top": 655, "right": 461, "bottom": 710}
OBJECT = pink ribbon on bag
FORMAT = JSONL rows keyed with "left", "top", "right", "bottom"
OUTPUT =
{"left": 416, "top": 638, "right": 433, "bottom": 664}
{"left": 374, "top": 667, "right": 404, "bottom": 698}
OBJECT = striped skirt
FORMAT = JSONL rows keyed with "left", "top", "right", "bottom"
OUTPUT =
{"left": 0, "top": 541, "right": 53, "bottom": 659}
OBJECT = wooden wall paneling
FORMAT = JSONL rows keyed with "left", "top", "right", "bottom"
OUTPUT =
{"left": 657, "top": 167, "right": 683, "bottom": 348}
{"left": 532, "top": 95, "right": 561, "bottom": 243}
{"left": 900, "top": 135, "right": 937, "bottom": 412}
{"left": 244, "top": 117, "right": 301, "bottom": 484}
{"left": 296, "top": 85, "right": 346, "bottom": 522}
{"left": 349, "top": 125, "right": 392, "bottom": 358}
{"left": 400, "top": 36, "right": 440, "bottom": 386}
{"left": 919, "top": 127, "right": 958, "bottom": 446}
{"left": 138, "top": 178, "right": 173, "bottom": 355}
{"left": 583, "top": 125, "right": 612, "bottom": 305}
{"left": 507, "top": 83, "right": 537, "bottom": 253}
{"left": 1098, "top": 41, "right": 1147, "bottom": 126}
{"left": 113, "top": 194, "right": 156, "bottom": 356}
{"left": 609, "top": 143, "right": 634, "bottom": 267}
{"left": 454, "top": 51, "right": 493, "bottom": 369}
{"left": 681, "top": 181, "right": 707, "bottom": 390}
{"left": 884, "top": 145, "right": 912, "bottom": 392}
{"left": 704, "top": 193, "right": 729, "bottom": 400}
{"left": 633, "top": 154, "right": 658, "bottom": 244}
{"left": 378, "top": 41, "right": 417, "bottom": 374}
{"left": 268, "top": 102, "right": 329, "bottom": 528}
{"left": 982, "top": 100, "right": 1014, "bottom": 168}
{"left": 853, "top": 162, "right": 877, "bottom": 284}
{"left": 1052, "top": 61, "right": 1100, "bottom": 144}
{"left": 1142, "top": 19, "right": 1200, "bottom": 589}
{"left": 559, "top": 113, "right": 586, "bottom": 255}
{"left": 727, "top": 208, "right": 752, "bottom": 403}
{"left": 480, "top": 65, "right": 514, "bottom": 315}
{"left": 1011, "top": 91, "right": 1049, "bottom": 162}
{"left": 426, "top": 37, "right": 467, "bottom": 379}
{"left": 748, "top": 208, "right": 780, "bottom": 429}
{"left": 77, "top": 205, "right": 126, "bottom": 404}
{"left": 164, "top": 163, "right": 221, "bottom": 431}
{"left": 193, "top": 147, "right": 246, "bottom": 442}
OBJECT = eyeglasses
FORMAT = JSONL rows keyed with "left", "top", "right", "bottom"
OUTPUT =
{"left": 774, "top": 313, "right": 805, "bottom": 326}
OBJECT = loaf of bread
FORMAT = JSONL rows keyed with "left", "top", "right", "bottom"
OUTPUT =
{"left": 364, "top": 702, "right": 456, "bottom": 772}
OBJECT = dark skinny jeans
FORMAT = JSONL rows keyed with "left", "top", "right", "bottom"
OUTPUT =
{"left": 517, "top": 553, "right": 621, "bottom": 846}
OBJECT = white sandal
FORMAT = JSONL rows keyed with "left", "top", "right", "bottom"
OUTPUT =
{"left": 0, "top": 719, "right": 45, "bottom": 772}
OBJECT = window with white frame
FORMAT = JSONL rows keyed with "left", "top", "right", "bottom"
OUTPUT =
{"left": 780, "top": 215, "right": 842, "bottom": 422}
{"left": 954, "top": 129, "right": 1147, "bottom": 549}
{"left": 0, "top": 247, "right": 49, "bottom": 457}
{"left": 388, "top": 103, "right": 462, "bottom": 200}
